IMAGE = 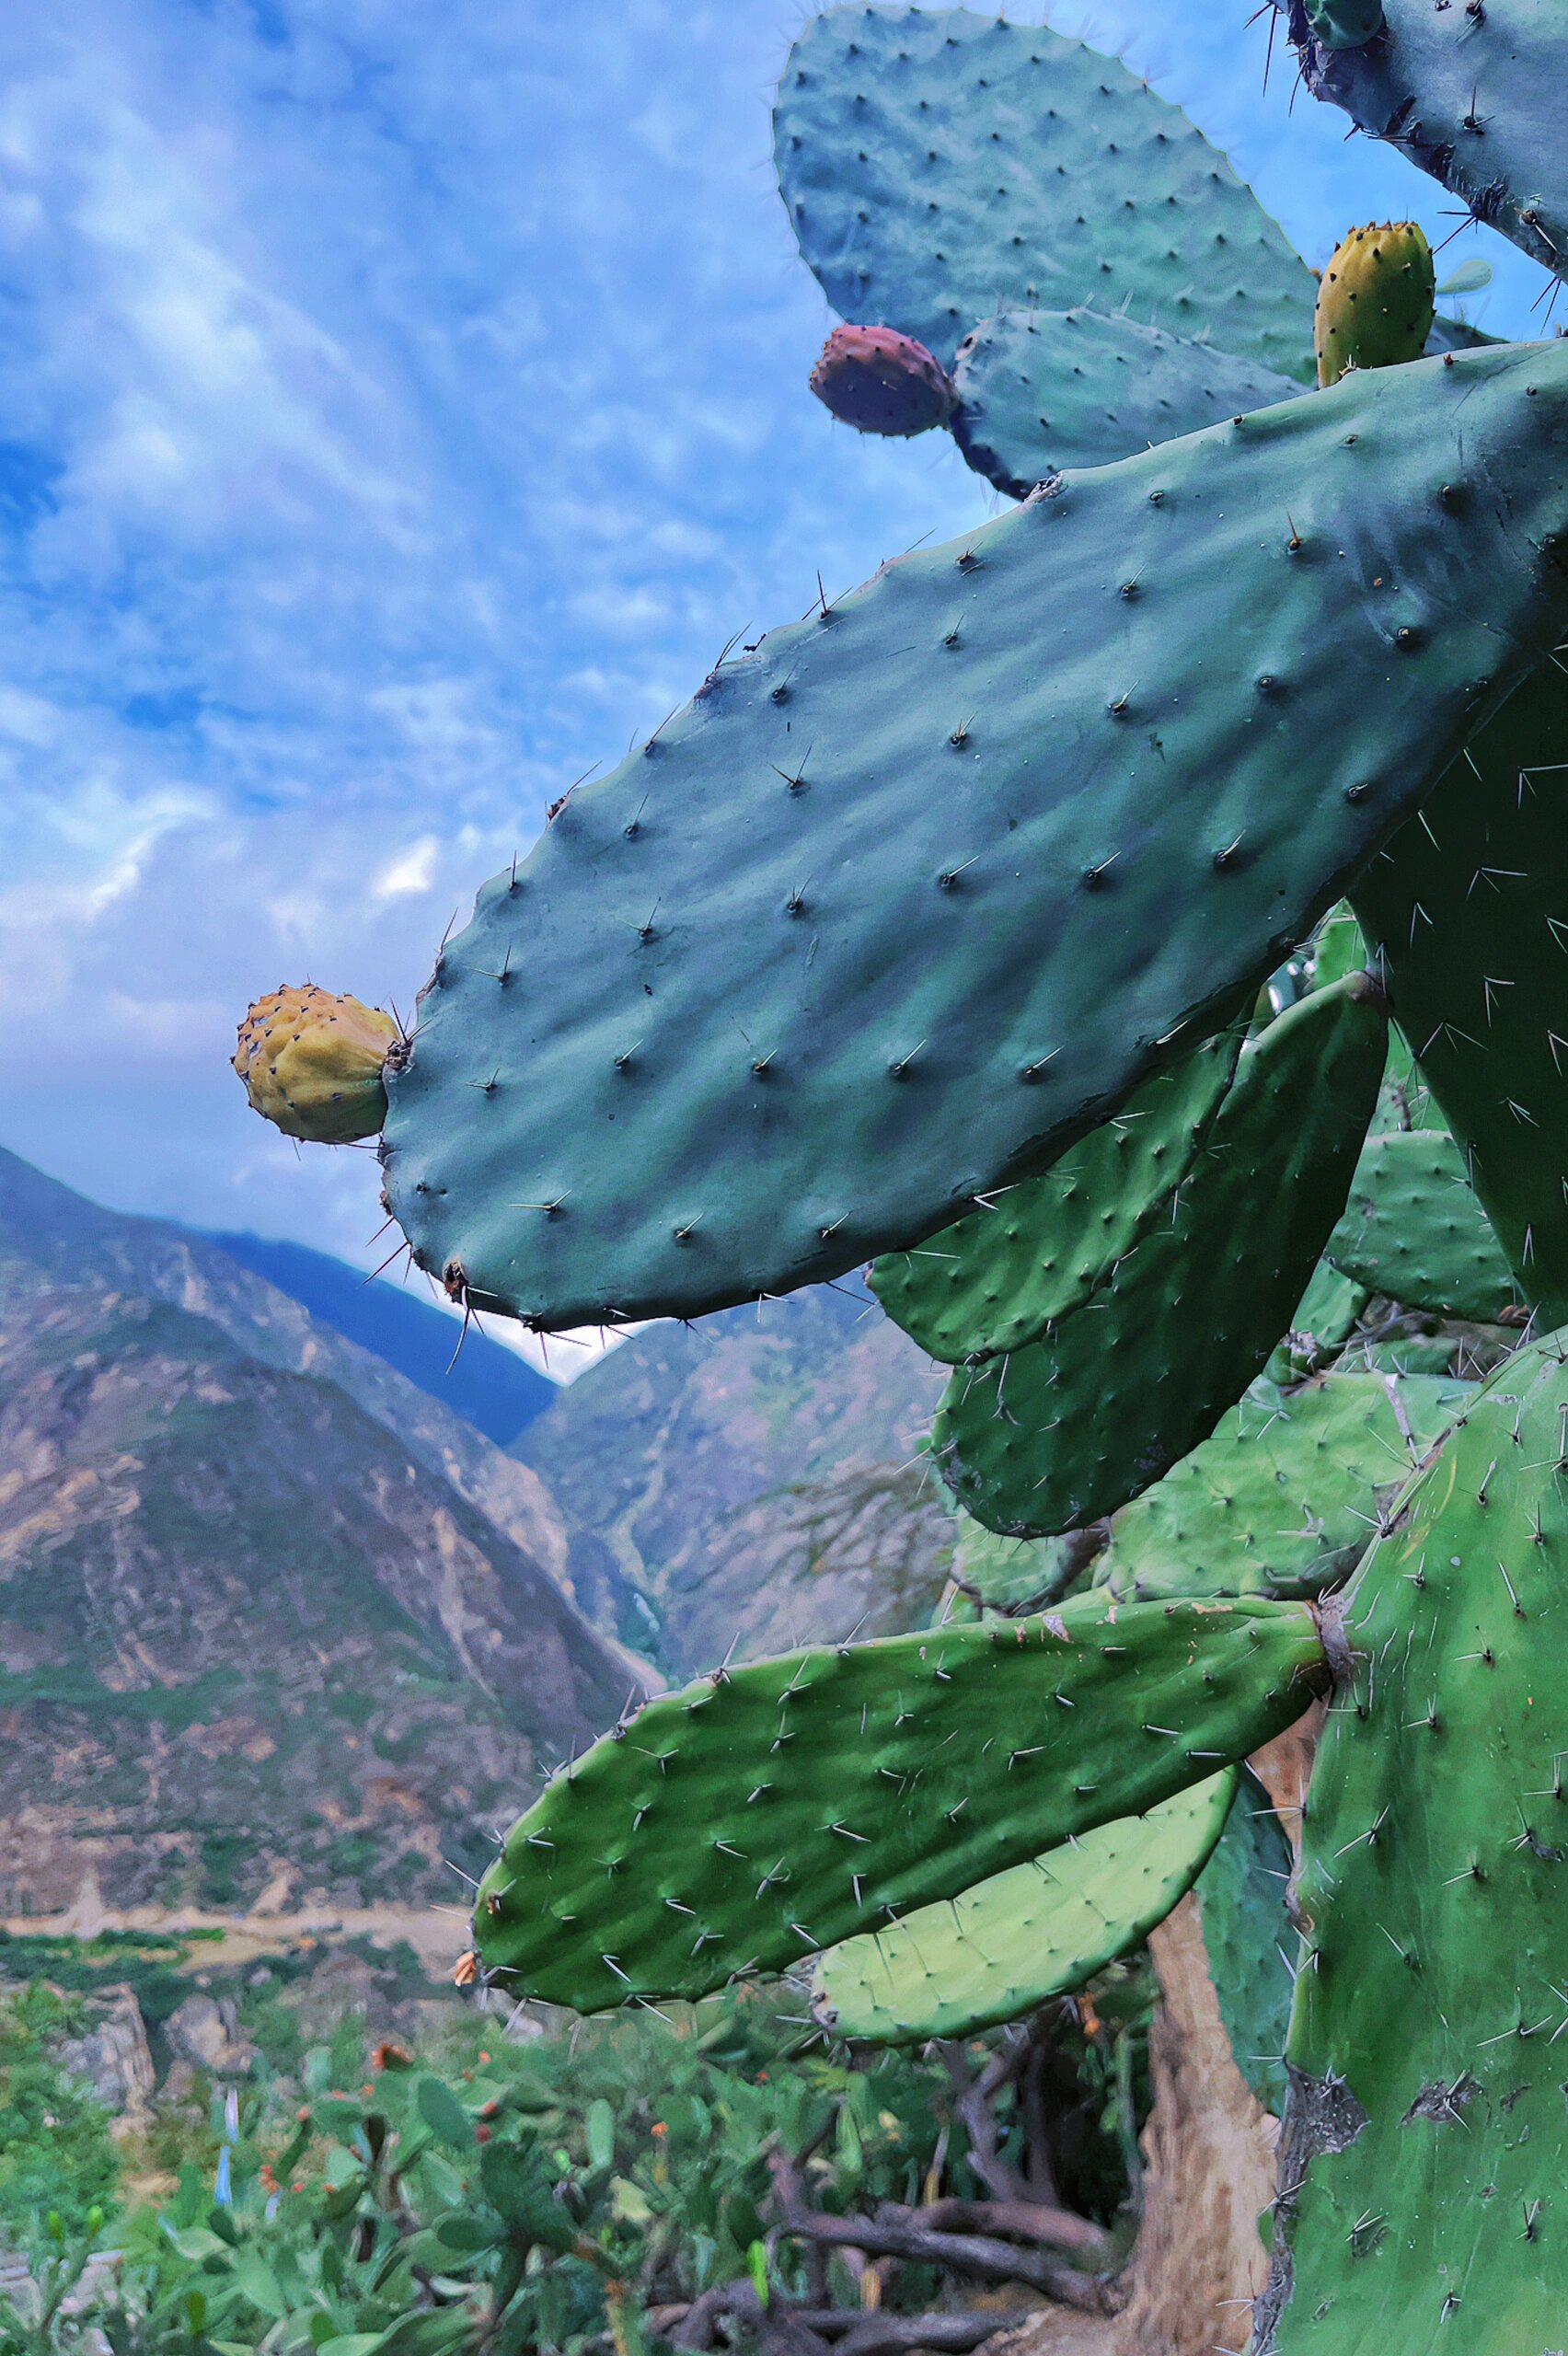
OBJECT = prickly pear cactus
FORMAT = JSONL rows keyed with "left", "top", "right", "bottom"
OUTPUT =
{"left": 383, "top": 348, "right": 1568, "bottom": 1333}
{"left": 812, "top": 1771, "right": 1238, "bottom": 2045}
{"left": 810, "top": 322, "right": 955, "bottom": 435}
{"left": 1092, "top": 1369, "right": 1471, "bottom": 1604}
{"left": 1326, "top": 1129, "right": 1520, "bottom": 1321}
{"left": 1354, "top": 667, "right": 1568, "bottom": 1322}
{"left": 1315, "top": 222, "right": 1435, "bottom": 388}
{"left": 934, "top": 978, "right": 1388, "bottom": 1536}
{"left": 234, "top": 985, "right": 398, "bottom": 1145}
{"left": 1193, "top": 1767, "right": 1296, "bottom": 2117}
{"left": 951, "top": 309, "right": 1299, "bottom": 498}
{"left": 774, "top": 8, "right": 1318, "bottom": 378}
{"left": 869, "top": 1014, "right": 1247, "bottom": 1363}
{"left": 1284, "top": 0, "right": 1568, "bottom": 285}
{"left": 1258, "top": 1333, "right": 1568, "bottom": 2350}
{"left": 1303, "top": 0, "right": 1384, "bottom": 48}
{"left": 471, "top": 1597, "right": 1329, "bottom": 2011}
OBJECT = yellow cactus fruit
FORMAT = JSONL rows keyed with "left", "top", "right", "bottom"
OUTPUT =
{"left": 1315, "top": 220, "right": 1435, "bottom": 388}
{"left": 234, "top": 983, "right": 398, "bottom": 1144}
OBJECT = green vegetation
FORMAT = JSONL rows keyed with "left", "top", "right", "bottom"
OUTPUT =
{"left": 0, "top": 1968, "right": 1151, "bottom": 2354}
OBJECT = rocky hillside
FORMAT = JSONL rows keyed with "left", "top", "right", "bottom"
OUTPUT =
{"left": 513, "top": 1282, "right": 957, "bottom": 1675}
{"left": 0, "top": 1152, "right": 630, "bottom": 1918}
{"left": 206, "top": 1228, "right": 554, "bottom": 1448}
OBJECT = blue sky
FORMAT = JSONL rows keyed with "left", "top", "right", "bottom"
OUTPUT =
{"left": 0, "top": 0, "right": 1551, "bottom": 1364}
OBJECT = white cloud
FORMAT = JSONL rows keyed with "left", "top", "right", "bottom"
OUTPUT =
{"left": 373, "top": 836, "right": 439, "bottom": 900}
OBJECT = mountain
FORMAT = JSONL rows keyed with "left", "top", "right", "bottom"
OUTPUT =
{"left": 513, "top": 1282, "right": 958, "bottom": 1676}
{"left": 0, "top": 1150, "right": 640, "bottom": 1646}
{"left": 0, "top": 1150, "right": 632, "bottom": 1917}
{"left": 204, "top": 1230, "right": 554, "bottom": 1448}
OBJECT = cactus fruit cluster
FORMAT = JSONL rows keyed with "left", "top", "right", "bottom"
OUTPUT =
{"left": 246, "top": 4, "right": 1568, "bottom": 2345}
{"left": 233, "top": 984, "right": 398, "bottom": 1145}
{"left": 1314, "top": 221, "right": 1435, "bottom": 387}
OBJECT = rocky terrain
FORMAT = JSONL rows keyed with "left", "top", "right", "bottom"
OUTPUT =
{"left": 514, "top": 1281, "right": 956, "bottom": 1675}
{"left": 0, "top": 1153, "right": 628, "bottom": 1917}
{"left": 0, "top": 1148, "right": 960, "bottom": 1921}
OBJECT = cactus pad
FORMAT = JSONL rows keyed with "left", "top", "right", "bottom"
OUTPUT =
{"left": 1315, "top": 222, "right": 1435, "bottom": 389}
{"left": 869, "top": 1016, "right": 1247, "bottom": 1365}
{"left": 1326, "top": 1129, "right": 1520, "bottom": 1321}
{"left": 1303, "top": 0, "right": 1384, "bottom": 47}
{"left": 1260, "top": 1333, "right": 1568, "bottom": 2350}
{"left": 471, "top": 1597, "right": 1329, "bottom": 2012}
{"left": 812, "top": 1770, "right": 1237, "bottom": 2045}
{"left": 774, "top": 8, "right": 1317, "bottom": 378}
{"left": 951, "top": 308, "right": 1300, "bottom": 499}
{"left": 1287, "top": 0, "right": 1568, "bottom": 285}
{"left": 1193, "top": 1766, "right": 1296, "bottom": 2116}
{"left": 1353, "top": 665, "right": 1568, "bottom": 1322}
{"left": 1092, "top": 1369, "right": 1471, "bottom": 1605}
{"left": 383, "top": 345, "right": 1568, "bottom": 1332}
{"left": 810, "top": 323, "right": 956, "bottom": 435}
{"left": 234, "top": 984, "right": 398, "bottom": 1145}
{"left": 934, "top": 979, "right": 1389, "bottom": 1537}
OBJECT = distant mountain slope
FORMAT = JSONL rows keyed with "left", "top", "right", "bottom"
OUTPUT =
{"left": 513, "top": 1283, "right": 956, "bottom": 1675}
{"left": 206, "top": 1230, "right": 554, "bottom": 1447}
{"left": 0, "top": 1195, "right": 629, "bottom": 1918}
{"left": 0, "top": 1149, "right": 640, "bottom": 1647}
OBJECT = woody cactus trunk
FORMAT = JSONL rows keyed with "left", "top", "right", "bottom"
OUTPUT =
{"left": 237, "top": 8, "right": 1568, "bottom": 2350}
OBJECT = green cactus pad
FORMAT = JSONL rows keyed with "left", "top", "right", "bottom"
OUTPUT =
{"left": 935, "top": 979, "right": 1388, "bottom": 1537}
{"left": 812, "top": 1770, "right": 1237, "bottom": 2045}
{"left": 949, "top": 1518, "right": 1091, "bottom": 1614}
{"left": 869, "top": 1016, "right": 1247, "bottom": 1365}
{"left": 1260, "top": 1333, "right": 1568, "bottom": 2350}
{"left": 1354, "top": 665, "right": 1568, "bottom": 1322}
{"left": 471, "top": 1597, "right": 1329, "bottom": 2013}
{"left": 1287, "top": 0, "right": 1568, "bottom": 286}
{"left": 1326, "top": 1129, "right": 1520, "bottom": 1322}
{"left": 1262, "top": 1259, "right": 1367, "bottom": 1389}
{"left": 774, "top": 8, "right": 1317, "bottom": 378}
{"left": 951, "top": 308, "right": 1300, "bottom": 499}
{"left": 1304, "top": 0, "right": 1384, "bottom": 48}
{"left": 1193, "top": 1766, "right": 1296, "bottom": 2117}
{"left": 384, "top": 347, "right": 1568, "bottom": 1333}
{"left": 1092, "top": 1369, "right": 1470, "bottom": 1605}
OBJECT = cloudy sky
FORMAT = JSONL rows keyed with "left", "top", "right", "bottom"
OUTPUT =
{"left": 0, "top": 0, "right": 1551, "bottom": 1362}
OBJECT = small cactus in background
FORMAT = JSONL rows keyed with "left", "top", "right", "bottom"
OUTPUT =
{"left": 234, "top": 983, "right": 398, "bottom": 1145}
{"left": 808, "top": 322, "right": 956, "bottom": 434}
{"left": 1314, "top": 220, "right": 1435, "bottom": 387}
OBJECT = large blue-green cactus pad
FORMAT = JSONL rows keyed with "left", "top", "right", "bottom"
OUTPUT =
{"left": 1286, "top": 0, "right": 1568, "bottom": 284}
{"left": 812, "top": 1770, "right": 1236, "bottom": 2045}
{"left": 1093, "top": 1369, "right": 1470, "bottom": 1605}
{"left": 775, "top": 8, "right": 1317, "bottom": 378}
{"left": 935, "top": 980, "right": 1388, "bottom": 1537}
{"left": 1259, "top": 1333, "right": 1568, "bottom": 2350}
{"left": 1353, "top": 666, "right": 1568, "bottom": 1322}
{"left": 951, "top": 309, "right": 1300, "bottom": 499}
{"left": 1326, "top": 1129, "right": 1520, "bottom": 1321}
{"left": 870, "top": 1017, "right": 1246, "bottom": 1364}
{"left": 384, "top": 347, "right": 1568, "bottom": 1332}
{"left": 1194, "top": 1767, "right": 1296, "bottom": 2117}
{"left": 471, "top": 1598, "right": 1328, "bottom": 2013}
